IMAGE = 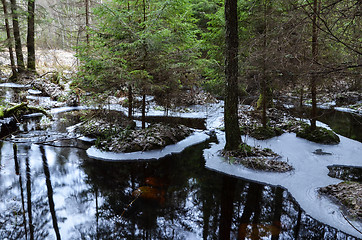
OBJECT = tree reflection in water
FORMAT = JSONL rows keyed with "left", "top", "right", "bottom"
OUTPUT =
{"left": 40, "top": 146, "right": 61, "bottom": 240}
{"left": 0, "top": 138, "right": 360, "bottom": 239}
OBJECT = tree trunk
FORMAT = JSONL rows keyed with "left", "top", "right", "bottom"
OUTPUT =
{"left": 1, "top": 0, "right": 17, "bottom": 77}
{"left": 10, "top": 0, "right": 25, "bottom": 73}
{"left": 85, "top": 0, "right": 89, "bottom": 45}
{"left": 128, "top": 84, "right": 133, "bottom": 118}
{"left": 224, "top": 0, "right": 241, "bottom": 151}
{"left": 261, "top": 0, "right": 269, "bottom": 128}
{"left": 142, "top": 93, "right": 146, "bottom": 129}
{"left": 310, "top": 0, "right": 320, "bottom": 130}
{"left": 27, "top": 0, "right": 36, "bottom": 71}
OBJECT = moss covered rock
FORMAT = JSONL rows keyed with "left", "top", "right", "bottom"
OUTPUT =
{"left": 249, "top": 126, "right": 284, "bottom": 140}
{"left": 296, "top": 125, "right": 340, "bottom": 144}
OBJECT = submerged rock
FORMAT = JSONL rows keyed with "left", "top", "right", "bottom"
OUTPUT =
{"left": 313, "top": 149, "right": 332, "bottom": 155}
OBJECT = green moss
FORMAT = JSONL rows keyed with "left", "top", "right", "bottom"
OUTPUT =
{"left": 249, "top": 126, "right": 283, "bottom": 140}
{"left": 296, "top": 125, "right": 340, "bottom": 144}
{"left": 238, "top": 143, "right": 252, "bottom": 154}
{"left": 239, "top": 126, "right": 247, "bottom": 135}
{"left": 256, "top": 87, "right": 273, "bottom": 110}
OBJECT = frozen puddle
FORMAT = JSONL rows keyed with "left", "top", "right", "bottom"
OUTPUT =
{"left": 204, "top": 131, "right": 362, "bottom": 238}
{"left": 87, "top": 131, "right": 210, "bottom": 161}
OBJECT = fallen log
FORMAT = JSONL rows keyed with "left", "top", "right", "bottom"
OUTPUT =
{"left": 0, "top": 102, "right": 52, "bottom": 119}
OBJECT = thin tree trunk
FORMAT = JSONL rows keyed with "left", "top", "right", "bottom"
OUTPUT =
{"left": 128, "top": 84, "right": 133, "bottom": 118}
{"left": 261, "top": 0, "right": 269, "bottom": 128}
{"left": 310, "top": 0, "right": 320, "bottom": 130}
{"left": 1, "top": 0, "right": 17, "bottom": 77}
{"left": 10, "top": 0, "right": 25, "bottom": 73}
{"left": 224, "top": 0, "right": 241, "bottom": 150}
{"left": 85, "top": 0, "right": 89, "bottom": 45}
{"left": 27, "top": 0, "right": 36, "bottom": 71}
{"left": 142, "top": 93, "right": 146, "bottom": 129}
{"left": 141, "top": 0, "right": 147, "bottom": 130}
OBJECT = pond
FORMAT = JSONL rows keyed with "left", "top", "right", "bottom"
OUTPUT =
{"left": 0, "top": 84, "right": 361, "bottom": 239}
{"left": 0, "top": 113, "right": 359, "bottom": 240}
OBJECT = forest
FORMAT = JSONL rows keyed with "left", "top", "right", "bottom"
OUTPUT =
{"left": 0, "top": 0, "right": 361, "bottom": 239}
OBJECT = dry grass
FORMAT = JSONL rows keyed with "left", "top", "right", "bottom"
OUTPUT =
{"left": 0, "top": 49, "right": 77, "bottom": 76}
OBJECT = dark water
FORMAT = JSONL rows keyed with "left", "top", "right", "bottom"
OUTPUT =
{"left": 317, "top": 108, "right": 362, "bottom": 142}
{"left": 0, "top": 113, "right": 359, "bottom": 240}
{"left": 328, "top": 165, "right": 362, "bottom": 183}
{"left": 0, "top": 83, "right": 361, "bottom": 239}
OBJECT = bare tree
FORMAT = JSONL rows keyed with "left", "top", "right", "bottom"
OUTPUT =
{"left": 1, "top": 0, "right": 17, "bottom": 77}
{"left": 10, "top": 0, "right": 25, "bottom": 73}
{"left": 310, "top": 0, "right": 320, "bottom": 130}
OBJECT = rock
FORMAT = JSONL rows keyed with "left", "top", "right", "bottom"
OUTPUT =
{"left": 313, "top": 149, "right": 332, "bottom": 155}
{"left": 296, "top": 126, "right": 340, "bottom": 144}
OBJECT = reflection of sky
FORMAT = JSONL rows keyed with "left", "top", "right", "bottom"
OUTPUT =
{"left": 205, "top": 128, "right": 362, "bottom": 238}
{"left": 1, "top": 101, "right": 361, "bottom": 239}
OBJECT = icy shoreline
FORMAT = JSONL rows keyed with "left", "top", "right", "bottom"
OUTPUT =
{"left": 204, "top": 129, "right": 362, "bottom": 238}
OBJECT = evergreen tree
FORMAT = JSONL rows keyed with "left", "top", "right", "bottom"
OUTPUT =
{"left": 76, "top": 0, "right": 200, "bottom": 114}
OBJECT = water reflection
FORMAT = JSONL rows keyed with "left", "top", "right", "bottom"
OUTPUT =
{"left": 25, "top": 147, "right": 34, "bottom": 240}
{"left": 327, "top": 165, "right": 362, "bottom": 183}
{"left": 318, "top": 109, "right": 362, "bottom": 142}
{"left": 13, "top": 144, "right": 28, "bottom": 240}
{"left": 40, "top": 146, "right": 61, "bottom": 240}
{"left": 0, "top": 114, "right": 360, "bottom": 239}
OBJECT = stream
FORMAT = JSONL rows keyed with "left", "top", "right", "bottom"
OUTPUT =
{"left": 0, "top": 84, "right": 361, "bottom": 239}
